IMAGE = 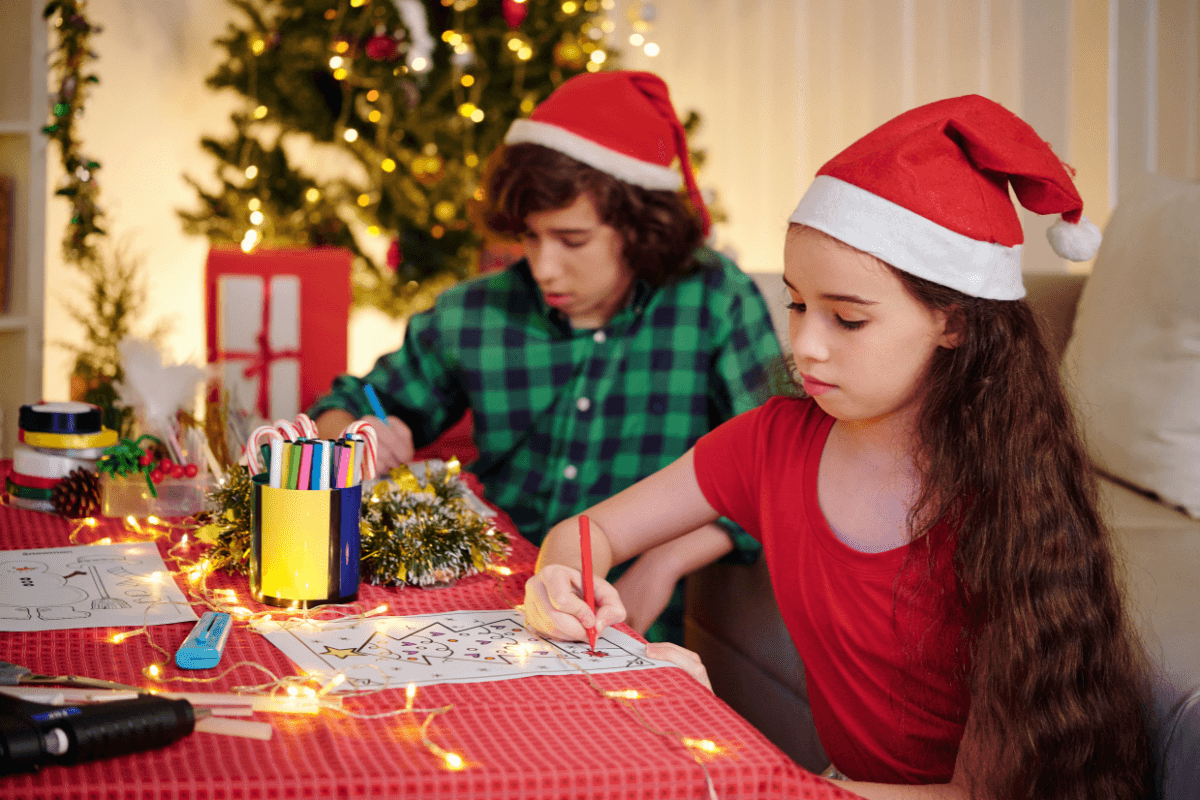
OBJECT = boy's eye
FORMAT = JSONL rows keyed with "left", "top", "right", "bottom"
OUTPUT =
{"left": 561, "top": 236, "right": 589, "bottom": 248}
{"left": 837, "top": 316, "right": 866, "bottom": 330}
{"left": 786, "top": 301, "right": 805, "bottom": 313}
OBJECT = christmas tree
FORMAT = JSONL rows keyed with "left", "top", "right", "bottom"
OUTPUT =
{"left": 180, "top": 0, "right": 623, "bottom": 318}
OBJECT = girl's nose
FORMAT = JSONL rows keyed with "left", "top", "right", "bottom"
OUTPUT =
{"left": 790, "top": 316, "right": 829, "bottom": 363}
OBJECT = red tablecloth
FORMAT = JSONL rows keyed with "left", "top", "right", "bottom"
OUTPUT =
{"left": 0, "top": 468, "right": 845, "bottom": 800}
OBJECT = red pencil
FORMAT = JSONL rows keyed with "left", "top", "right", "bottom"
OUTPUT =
{"left": 579, "top": 514, "right": 597, "bottom": 650}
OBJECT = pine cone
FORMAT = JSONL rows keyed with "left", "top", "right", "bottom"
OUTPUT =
{"left": 52, "top": 468, "right": 102, "bottom": 518}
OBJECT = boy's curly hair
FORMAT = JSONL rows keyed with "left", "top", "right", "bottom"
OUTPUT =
{"left": 473, "top": 143, "right": 706, "bottom": 287}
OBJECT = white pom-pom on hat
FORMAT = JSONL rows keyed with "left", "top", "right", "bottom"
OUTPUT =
{"left": 1046, "top": 214, "right": 1102, "bottom": 261}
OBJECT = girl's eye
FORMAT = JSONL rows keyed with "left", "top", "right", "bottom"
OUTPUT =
{"left": 837, "top": 316, "right": 867, "bottom": 330}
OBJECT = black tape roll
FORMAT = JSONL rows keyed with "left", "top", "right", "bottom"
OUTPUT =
{"left": 18, "top": 402, "right": 103, "bottom": 435}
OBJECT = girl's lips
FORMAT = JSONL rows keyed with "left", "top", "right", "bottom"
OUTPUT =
{"left": 801, "top": 375, "right": 835, "bottom": 396}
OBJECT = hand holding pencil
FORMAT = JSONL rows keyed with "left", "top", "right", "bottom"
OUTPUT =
{"left": 522, "top": 515, "right": 626, "bottom": 644}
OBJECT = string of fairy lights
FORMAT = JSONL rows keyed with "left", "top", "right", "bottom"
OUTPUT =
{"left": 64, "top": 505, "right": 727, "bottom": 786}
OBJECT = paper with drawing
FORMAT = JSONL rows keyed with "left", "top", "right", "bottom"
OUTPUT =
{"left": 256, "top": 609, "right": 676, "bottom": 689}
{"left": 0, "top": 543, "right": 197, "bottom": 632}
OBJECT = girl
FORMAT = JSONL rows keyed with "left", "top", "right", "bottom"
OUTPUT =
{"left": 523, "top": 95, "right": 1153, "bottom": 800}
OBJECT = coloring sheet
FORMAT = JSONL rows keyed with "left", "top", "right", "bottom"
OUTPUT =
{"left": 255, "top": 609, "right": 677, "bottom": 690}
{"left": 0, "top": 543, "right": 198, "bottom": 632}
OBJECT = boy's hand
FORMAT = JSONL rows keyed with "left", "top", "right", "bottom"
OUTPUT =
{"left": 645, "top": 642, "right": 713, "bottom": 692}
{"left": 366, "top": 415, "right": 415, "bottom": 471}
{"left": 523, "top": 564, "right": 626, "bottom": 642}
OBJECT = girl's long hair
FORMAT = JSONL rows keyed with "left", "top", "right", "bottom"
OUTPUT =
{"left": 898, "top": 270, "right": 1154, "bottom": 800}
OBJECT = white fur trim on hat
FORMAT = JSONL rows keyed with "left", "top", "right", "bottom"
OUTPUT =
{"left": 505, "top": 118, "right": 682, "bottom": 191}
{"left": 1046, "top": 215, "right": 1101, "bottom": 261}
{"left": 789, "top": 175, "right": 1026, "bottom": 300}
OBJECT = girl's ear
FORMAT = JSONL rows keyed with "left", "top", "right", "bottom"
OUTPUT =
{"left": 937, "top": 305, "right": 964, "bottom": 349}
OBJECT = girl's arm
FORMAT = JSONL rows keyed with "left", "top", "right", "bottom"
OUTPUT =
{"left": 839, "top": 709, "right": 986, "bottom": 800}
{"left": 524, "top": 449, "right": 721, "bottom": 641}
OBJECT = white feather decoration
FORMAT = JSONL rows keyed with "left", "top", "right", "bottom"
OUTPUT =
{"left": 113, "top": 339, "right": 206, "bottom": 463}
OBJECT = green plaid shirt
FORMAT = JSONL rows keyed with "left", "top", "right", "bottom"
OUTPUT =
{"left": 310, "top": 247, "right": 781, "bottom": 551}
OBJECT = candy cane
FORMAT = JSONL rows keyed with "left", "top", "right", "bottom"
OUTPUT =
{"left": 272, "top": 419, "right": 302, "bottom": 442}
{"left": 342, "top": 420, "right": 379, "bottom": 479}
{"left": 246, "top": 425, "right": 285, "bottom": 474}
{"left": 293, "top": 413, "right": 318, "bottom": 439}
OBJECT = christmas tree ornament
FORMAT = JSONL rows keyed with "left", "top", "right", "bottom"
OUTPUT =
{"left": 51, "top": 468, "right": 103, "bottom": 519}
{"left": 502, "top": 0, "right": 529, "bottom": 28}
{"left": 365, "top": 34, "right": 399, "bottom": 61}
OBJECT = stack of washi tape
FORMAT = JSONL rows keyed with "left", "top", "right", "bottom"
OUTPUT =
{"left": 9, "top": 402, "right": 117, "bottom": 513}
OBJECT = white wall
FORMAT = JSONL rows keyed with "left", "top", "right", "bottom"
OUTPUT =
{"left": 42, "top": 0, "right": 1200, "bottom": 402}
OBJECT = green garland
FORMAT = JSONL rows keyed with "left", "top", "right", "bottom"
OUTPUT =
{"left": 43, "top": 0, "right": 105, "bottom": 265}
{"left": 195, "top": 461, "right": 509, "bottom": 587}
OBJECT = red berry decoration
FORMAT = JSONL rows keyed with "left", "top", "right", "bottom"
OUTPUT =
{"left": 138, "top": 453, "right": 154, "bottom": 467}
{"left": 158, "top": 458, "right": 173, "bottom": 473}
{"left": 150, "top": 469, "right": 164, "bottom": 483}
{"left": 170, "top": 464, "right": 185, "bottom": 480}
{"left": 184, "top": 463, "right": 199, "bottom": 478}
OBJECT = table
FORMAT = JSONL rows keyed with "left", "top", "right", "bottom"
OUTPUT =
{"left": 0, "top": 467, "right": 843, "bottom": 800}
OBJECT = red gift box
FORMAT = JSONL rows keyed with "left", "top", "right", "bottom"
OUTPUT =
{"left": 205, "top": 247, "right": 352, "bottom": 421}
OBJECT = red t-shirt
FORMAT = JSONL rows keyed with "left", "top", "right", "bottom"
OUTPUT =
{"left": 693, "top": 397, "right": 969, "bottom": 784}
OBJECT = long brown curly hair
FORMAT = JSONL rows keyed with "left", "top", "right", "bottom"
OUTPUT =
{"left": 895, "top": 269, "right": 1154, "bottom": 799}
{"left": 474, "top": 143, "right": 705, "bottom": 287}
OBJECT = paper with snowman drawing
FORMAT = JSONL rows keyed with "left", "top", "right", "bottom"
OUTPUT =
{"left": 255, "top": 609, "right": 676, "bottom": 690}
{"left": 0, "top": 543, "right": 198, "bottom": 632}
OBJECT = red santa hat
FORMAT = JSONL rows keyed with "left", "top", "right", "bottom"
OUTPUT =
{"left": 504, "top": 70, "right": 711, "bottom": 234}
{"left": 789, "top": 94, "right": 1101, "bottom": 300}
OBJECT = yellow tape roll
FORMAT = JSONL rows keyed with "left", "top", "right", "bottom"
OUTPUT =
{"left": 19, "top": 428, "right": 117, "bottom": 450}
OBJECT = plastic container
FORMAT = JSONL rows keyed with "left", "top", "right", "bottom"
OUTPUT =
{"left": 250, "top": 473, "right": 361, "bottom": 608}
{"left": 101, "top": 473, "right": 215, "bottom": 518}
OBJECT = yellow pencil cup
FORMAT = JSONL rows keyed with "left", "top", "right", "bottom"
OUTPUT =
{"left": 250, "top": 473, "right": 361, "bottom": 608}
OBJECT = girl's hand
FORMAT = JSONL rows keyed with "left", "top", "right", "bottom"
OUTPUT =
{"left": 645, "top": 642, "right": 713, "bottom": 692}
{"left": 366, "top": 415, "right": 415, "bottom": 472}
{"left": 523, "top": 564, "right": 626, "bottom": 641}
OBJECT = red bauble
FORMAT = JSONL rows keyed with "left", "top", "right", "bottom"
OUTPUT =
{"left": 502, "top": 0, "right": 528, "bottom": 28}
{"left": 158, "top": 458, "right": 173, "bottom": 473}
{"left": 170, "top": 464, "right": 186, "bottom": 480}
{"left": 138, "top": 453, "right": 154, "bottom": 467}
{"left": 184, "top": 463, "right": 199, "bottom": 478}
{"left": 364, "top": 34, "right": 399, "bottom": 61}
{"left": 150, "top": 469, "right": 164, "bottom": 484}
{"left": 386, "top": 237, "right": 402, "bottom": 271}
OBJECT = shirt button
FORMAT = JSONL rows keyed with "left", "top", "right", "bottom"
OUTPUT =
{"left": 593, "top": 330, "right": 606, "bottom": 344}
{"left": 563, "top": 465, "right": 578, "bottom": 480}
{"left": 576, "top": 397, "right": 591, "bottom": 412}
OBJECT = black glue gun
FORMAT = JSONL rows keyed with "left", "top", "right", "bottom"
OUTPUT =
{"left": 0, "top": 692, "right": 199, "bottom": 774}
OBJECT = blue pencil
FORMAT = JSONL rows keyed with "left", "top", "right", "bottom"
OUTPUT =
{"left": 363, "top": 384, "right": 388, "bottom": 420}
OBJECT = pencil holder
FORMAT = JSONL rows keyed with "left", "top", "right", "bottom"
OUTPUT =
{"left": 250, "top": 473, "right": 361, "bottom": 608}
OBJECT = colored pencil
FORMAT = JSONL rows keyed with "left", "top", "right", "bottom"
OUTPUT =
{"left": 579, "top": 514, "right": 597, "bottom": 650}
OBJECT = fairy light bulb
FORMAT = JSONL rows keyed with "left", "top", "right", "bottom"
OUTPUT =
{"left": 644, "top": 42, "right": 660, "bottom": 57}
{"left": 84, "top": 517, "right": 97, "bottom": 528}
{"left": 244, "top": 165, "right": 258, "bottom": 179}
{"left": 381, "top": 158, "right": 396, "bottom": 172}
{"left": 629, "top": 33, "right": 644, "bottom": 46}
{"left": 111, "top": 632, "right": 129, "bottom": 644}
{"left": 443, "top": 752, "right": 464, "bottom": 770}
{"left": 146, "top": 663, "right": 162, "bottom": 679}
{"left": 344, "top": 129, "right": 359, "bottom": 143}
{"left": 147, "top": 515, "right": 161, "bottom": 525}
{"left": 682, "top": 738, "right": 718, "bottom": 753}
{"left": 604, "top": 689, "right": 641, "bottom": 700}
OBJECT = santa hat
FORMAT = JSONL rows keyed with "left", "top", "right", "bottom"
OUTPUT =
{"left": 504, "top": 70, "right": 711, "bottom": 234}
{"left": 788, "top": 94, "right": 1101, "bottom": 300}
